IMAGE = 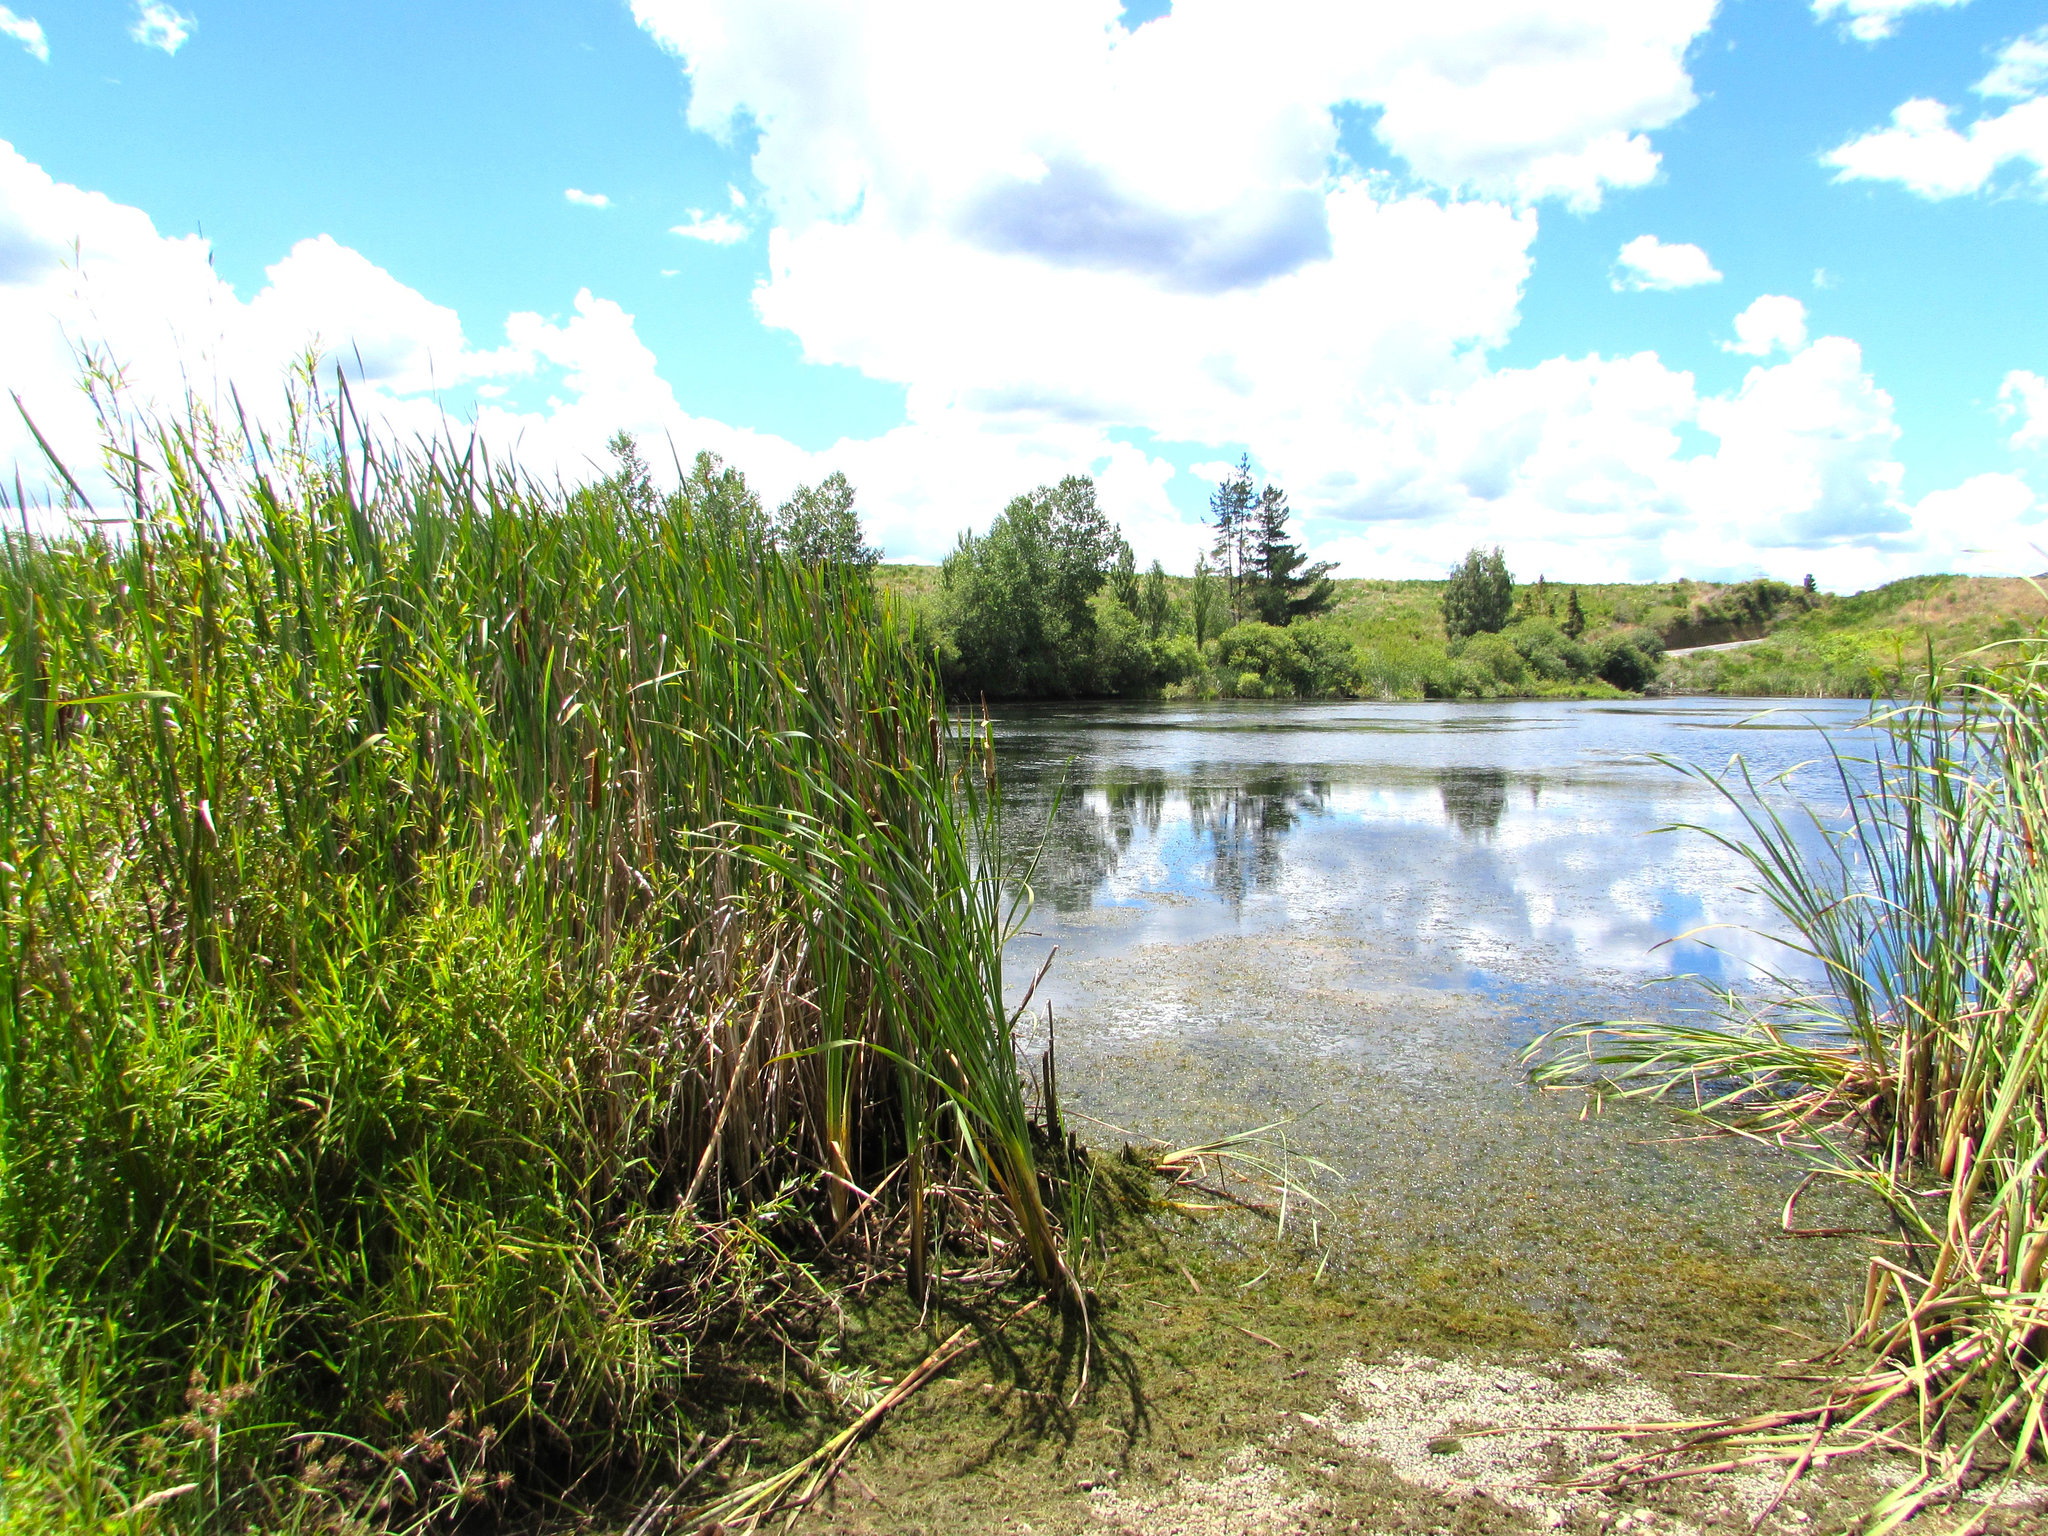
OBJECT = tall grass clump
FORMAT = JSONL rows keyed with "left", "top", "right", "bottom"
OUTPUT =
{"left": 0, "top": 378, "right": 1070, "bottom": 1531}
{"left": 1530, "top": 647, "right": 2048, "bottom": 1528}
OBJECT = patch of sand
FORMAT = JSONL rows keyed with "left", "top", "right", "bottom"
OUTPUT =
{"left": 1087, "top": 1349, "right": 1834, "bottom": 1535}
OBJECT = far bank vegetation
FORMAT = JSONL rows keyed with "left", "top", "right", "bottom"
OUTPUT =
{"left": 880, "top": 468, "right": 2048, "bottom": 702}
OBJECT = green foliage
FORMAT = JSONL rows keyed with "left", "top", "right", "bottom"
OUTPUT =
{"left": 0, "top": 385, "right": 1067, "bottom": 1529}
{"left": 772, "top": 468, "right": 879, "bottom": 573}
{"left": 1187, "top": 554, "right": 1226, "bottom": 647}
{"left": 935, "top": 475, "right": 1134, "bottom": 698}
{"left": 1140, "top": 559, "right": 1172, "bottom": 638}
{"left": 1563, "top": 587, "right": 1586, "bottom": 639}
{"left": 1211, "top": 621, "right": 1359, "bottom": 699}
{"left": 1593, "top": 626, "right": 1666, "bottom": 691}
{"left": 1442, "top": 547, "right": 1514, "bottom": 640}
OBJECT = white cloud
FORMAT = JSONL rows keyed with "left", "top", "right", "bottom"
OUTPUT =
{"left": 1826, "top": 34, "right": 2048, "bottom": 198}
{"left": 564, "top": 188, "right": 611, "bottom": 208}
{"left": 634, "top": 0, "right": 1713, "bottom": 248}
{"left": 2002, "top": 369, "right": 2048, "bottom": 450}
{"left": 1723, "top": 295, "right": 1808, "bottom": 356}
{"left": 1812, "top": 0, "right": 1969, "bottom": 44}
{"left": 1978, "top": 26, "right": 2048, "bottom": 99}
{"left": 1611, "top": 234, "right": 1721, "bottom": 291}
{"left": 728, "top": 183, "right": 747, "bottom": 209}
{"left": 0, "top": 6, "right": 46, "bottom": 61}
{"left": 130, "top": 1, "right": 193, "bottom": 55}
{"left": 672, "top": 210, "right": 747, "bottom": 244}
{"left": 1907, "top": 473, "right": 2040, "bottom": 576}
{"left": 1827, "top": 95, "right": 2048, "bottom": 197}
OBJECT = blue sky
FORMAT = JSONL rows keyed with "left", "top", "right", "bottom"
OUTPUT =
{"left": 3, "top": 0, "right": 2046, "bottom": 586}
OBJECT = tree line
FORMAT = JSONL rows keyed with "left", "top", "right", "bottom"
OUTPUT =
{"left": 594, "top": 436, "right": 1670, "bottom": 703}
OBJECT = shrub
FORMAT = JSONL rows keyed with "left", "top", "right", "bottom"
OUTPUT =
{"left": 1596, "top": 626, "right": 1666, "bottom": 691}
{"left": 1503, "top": 617, "right": 1594, "bottom": 683}
{"left": 1461, "top": 630, "right": 1527, "bottom": 688}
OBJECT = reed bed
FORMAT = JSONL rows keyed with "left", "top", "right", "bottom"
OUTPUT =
{"left": 1529, "top": 649, "right": 2048, "bottom": 1530}
{"left": 0, "top": 382, "right": 1073, "bottom": 1532}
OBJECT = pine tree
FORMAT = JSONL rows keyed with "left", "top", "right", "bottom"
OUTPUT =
{"left": 1563, "top": 587, "right": 1587, "bottom": 639}
{"left": 1208, "top": 454, "right": 1256, "bottom": 625}
{"left": 1442, "top": 547, "right": 1514, "bottom": 639}
{"left": 1248, "top": 482, "right": 1336, "bottom": 625}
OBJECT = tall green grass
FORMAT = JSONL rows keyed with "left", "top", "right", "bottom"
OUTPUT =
{"left": 1529, "top": 649, "right": 2048, "bottom": 1529}
{"left": 0, "top": 381, "right": 1068, "bottom": 1531}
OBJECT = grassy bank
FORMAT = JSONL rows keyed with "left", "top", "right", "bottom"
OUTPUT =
{"left": 0, "top": 392, "right": 1075, "bottom": 1532}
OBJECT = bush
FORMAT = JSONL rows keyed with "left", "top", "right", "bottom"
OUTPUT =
{"left": 1216, "top": 622, "right": 1305, "bottom": 695}
{"left": 1151, "top": 633, "right": 1203, "bottom": 686}
{"left": 1212, "top": 621, "right": 1362, "bottom": 698}
{"left": 1292, "top": 621, "right": 1364, "bottom": 695}
{"left": 1503, "top": 617, "right": 1593, "bottom": 683}
{"left": 1596, "top": 626, "right": 1666, "bottom": 691}
{"left": 1086, "top": 590, "right": 1154, "bottom": 695}
{"left": 1461, "top": 630, "right": 1527, "bottom": 688}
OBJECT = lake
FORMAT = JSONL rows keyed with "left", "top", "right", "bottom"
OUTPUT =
{"left": 993, "top": 696, "right": 1881, "bottom": 1346}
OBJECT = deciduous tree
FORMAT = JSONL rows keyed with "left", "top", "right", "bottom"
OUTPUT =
{"left": 773, "top": 471, "right": 879, "bottom": 574}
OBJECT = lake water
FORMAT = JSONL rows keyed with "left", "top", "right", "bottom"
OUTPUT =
{"left": 993, "top": 697, "right": 1882, "bottom": 1347}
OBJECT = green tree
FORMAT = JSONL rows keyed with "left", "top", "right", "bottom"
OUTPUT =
{"left": 1563, "top": 587, "right": 1587, "bottom": 639}
{"left": 1112, "top": 542, "right": 1140, "bottom": 612}
{"left": 1247, "top": 482, "right": 1336, "bottom": 625}
{"left": 936, "top": 475, "right": 1129, "bottom": 698}
{"left": 773, "top": 470, "right": 879, "bottom": 573}
{"left": 1188, "top": 553, "right": 1224, "bottom": 647}
{"left": 601, "top": 431, "right": 659, "bottom": 517}
{"left": 1208, "top": 455, "right": 1256, "bottom": 624}
{"left": 677, "top": 450, "right": 767, "bottom": 543}
{"left": 1442, "top": 546, "right": 1514, "bottom": 640}
{"left": 1140, "top": 559, "right": 1172, "bottom": 639}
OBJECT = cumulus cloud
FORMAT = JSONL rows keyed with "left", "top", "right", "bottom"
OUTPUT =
{"left": 672, "top": 210, "right": 747, "bottom": 244}
{"left": 0, "top": 6, "right": 46, "bottom": 62}
{"left": 1826, "top": 31, "right": 2048, "bottom": 197}
{"left": 130, "top": 0, "right": 193, "bottom": 55}
{"left": 634, "top": 0, "right": 1712, "bottom": 248}
{"left": 1723, "top": 295, "right": 1808, "bottom": 356}
{"left": 2003, "top": 370, "right": 2048, "bottom": 450}
{"left": 1611, "top": 234, "right": 1721, "bottom": 291}
{"left": 1812, "top": 0, "right": 1970, "bottom": 43}
{"left": 564, "top": 188, "right": 611, "bottom": 208}
{"left": 1979, "top": 25, "right": 2048, "bottom": 99}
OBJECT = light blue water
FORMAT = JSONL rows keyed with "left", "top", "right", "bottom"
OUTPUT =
{"left": 995, "top": 696, "right": 1876, "bottom": 1001}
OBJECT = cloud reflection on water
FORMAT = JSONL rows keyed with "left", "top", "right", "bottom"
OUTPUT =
{"left": 995, "top": 699, "right": 1873, "bottom": 992}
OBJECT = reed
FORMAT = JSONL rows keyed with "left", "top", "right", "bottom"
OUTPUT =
{"left": 0, "top": 378, "right": 1072, "bottom": 1531}
{"left": 1529, "top": 649, "right": 2048, "bottom": 1529}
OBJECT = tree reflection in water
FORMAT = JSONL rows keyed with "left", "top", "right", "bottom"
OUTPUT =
{"left": 1004, "top": 766, "right": 1328, "bottom": 913}
{"left": 1188, "top": 771, "right": 1329, "bottom": 911}
{"left": 1024, "top": 767, "right": 1170, "bottom": 912}
{"left": 1436, "top": 766, "right": 1510, "bottom": 839}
